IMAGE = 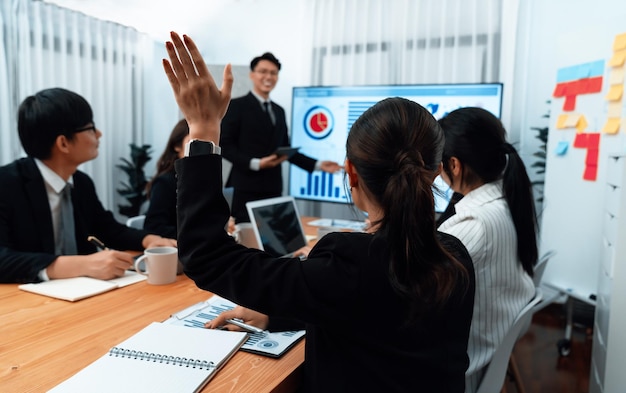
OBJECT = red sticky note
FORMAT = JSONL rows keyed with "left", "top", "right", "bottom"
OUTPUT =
{"left": 573, "top": 133, "right": 589, "bottom": 148}
{"left": 587, "top": 133, "right": 600, "bottom": 147}
{"left": 553, "top": 83, "right": 566, "bottom": 97}
{"left": 588, "top": 76, "right": 603, "bottom": 93}
{"left": 583, "top": 164, "right": 598, "bottom": 181}
{"left": 586, "top": 149, "right": 599, "bottom": 165}
{"left": 563, "top": 95, "right": 577, "bottom": 111}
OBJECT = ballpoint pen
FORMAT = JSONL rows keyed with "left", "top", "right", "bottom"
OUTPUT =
{"left": 225, "top": 318, "right": 265, "bottom": 334}
{"left": 87, "top": 235, "right": 108, "bottom": 250}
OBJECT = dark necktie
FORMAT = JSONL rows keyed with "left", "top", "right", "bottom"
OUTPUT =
{"left": 263, "top": 102, "right": 276, "bottom": 126}
{"left": 59, "top": 184, "right": 77, "bottom": 255}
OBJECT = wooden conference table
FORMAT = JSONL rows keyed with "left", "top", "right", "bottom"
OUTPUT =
{"left": 0, "top": 217, "right": 322, "bottom": 392}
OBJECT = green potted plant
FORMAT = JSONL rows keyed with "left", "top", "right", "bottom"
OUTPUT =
{"left": 531, "top": 100, "right": 551, "bottom": 205}
{"left": 117, "top": 143, "right": 152, "bottom": 218}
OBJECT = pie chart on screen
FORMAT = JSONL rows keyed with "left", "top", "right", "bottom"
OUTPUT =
{"left": 303, "top": 106, "right": 334, "bottom": 140}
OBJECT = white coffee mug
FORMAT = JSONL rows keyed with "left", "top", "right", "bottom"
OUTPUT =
{"left": 233, "top": 222, "right": 259, "bottom": 249}
{"left": 134, "top": 246, "right": 178, "bottom": 285}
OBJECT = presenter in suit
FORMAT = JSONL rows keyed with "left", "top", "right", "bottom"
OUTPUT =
{"left": 220, "top": 52, "right": 341, "bottom": 223}
{"left": 0, "top": 88, "right": 176, "bottom": 283}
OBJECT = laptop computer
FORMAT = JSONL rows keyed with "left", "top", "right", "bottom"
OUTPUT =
{"left": 245, "top": 196, "right": 308, "bottom": 258}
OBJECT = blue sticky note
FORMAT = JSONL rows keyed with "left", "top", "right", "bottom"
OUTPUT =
{"left": 555, "top": 141, "right": 569, "bottom": 156}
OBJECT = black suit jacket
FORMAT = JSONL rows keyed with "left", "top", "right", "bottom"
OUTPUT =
{"left": 220, "top": 92, "right": 316, "bottom": 194}
{"left": 144, "top": 171, "right": 177, "bottom": 239}
{"left": 0, "top": 158, "right": 149, "bottom": 283}
{"left": 175, "top": 155, "right": 475, "bottom": 393}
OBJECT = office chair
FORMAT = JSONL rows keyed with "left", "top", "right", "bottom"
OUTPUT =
{"left": 125, "top": 214, "right": 146, "bottom": 229}
{"left": 476, "top": 288, "right": 543, "bottom": 393}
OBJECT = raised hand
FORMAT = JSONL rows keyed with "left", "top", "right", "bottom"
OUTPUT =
{"left": 162, "top": 32, "right": 233, "bottom": 143}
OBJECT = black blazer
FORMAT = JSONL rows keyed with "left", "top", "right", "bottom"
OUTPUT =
{"left": 144, "top": 171, "right": 177, "bottom": 239}
{"left": 220, "top": 92, "right": 316, "bottom": 194}
{"left": 0, "top": 158, "right": 149, "bottom": 283}
{"left": 175, "top": 155, "right": 475, "bottom": 393}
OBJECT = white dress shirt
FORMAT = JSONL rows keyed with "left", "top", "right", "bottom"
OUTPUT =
{"left": 438, "top": 180, "right": 535, "bottom": 393}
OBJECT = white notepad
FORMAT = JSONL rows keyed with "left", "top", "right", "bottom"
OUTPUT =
{"left": 48, "top": 322, "right": 248, "bottom": 393}
{"left": 18, "top": 271, "right": 147, "bottom": 301}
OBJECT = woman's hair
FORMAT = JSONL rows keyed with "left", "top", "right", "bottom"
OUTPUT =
{"left": 146, "top": 119, "right": 189, "bottom": 197}
{"left": 346, "top": 97, "right": 470, "bottom": 314}
{"left": 438, "top": 107, "right": 538, "bottom": 276}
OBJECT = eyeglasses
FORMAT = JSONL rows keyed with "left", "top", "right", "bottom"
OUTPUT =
{"left": 74, "top": 123, "right": 97, "bottom": 133}
{"left": 254, "top": 69, "right": 279, "bottom": 77}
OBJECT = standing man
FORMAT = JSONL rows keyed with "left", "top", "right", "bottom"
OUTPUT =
{"left": 220, "top": 52, "right": 341, "bottom": 223}
{"left": 0, "top": 87, "right": 176, "bottom": 283}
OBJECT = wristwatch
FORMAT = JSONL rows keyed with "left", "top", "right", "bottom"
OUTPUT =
{"left": 184, "top": 139, "right": 221, "bottom": 157}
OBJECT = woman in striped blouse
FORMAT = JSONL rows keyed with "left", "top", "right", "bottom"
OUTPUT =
{"left": 437, "top": 107, "right": 538, "bottom": 393}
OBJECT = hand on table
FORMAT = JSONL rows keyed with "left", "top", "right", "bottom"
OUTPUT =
{"left": 204, "top": 306, "right": 269, "bottom": 331}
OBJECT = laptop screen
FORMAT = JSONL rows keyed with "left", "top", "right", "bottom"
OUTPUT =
{"left": 246, "top": 196, "right": 308, "bottom": 257}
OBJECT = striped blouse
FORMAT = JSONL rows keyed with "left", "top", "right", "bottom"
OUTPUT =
{"left": 438, "top": 180, "right": 535, "bottom": 393}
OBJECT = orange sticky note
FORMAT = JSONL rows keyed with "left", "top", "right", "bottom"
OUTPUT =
{"left": 576, "top": 115, "right": 588, "bottom": 133}
{"left": 609, "top": 68, "right": 625, "bottom": 85}
{"left": 606, "top": 84, "right": 623, "bottom": 101}
{"left": 564, "top": 114, "right": 580, "bottom": 128}
{"left": 603, "top": 118, "right": 621, "bottom": 134}
{"left": 614, "top": 33, "right": 626, "bottom": 51}
{"left": 609, "top": 50, "right": 626, "bottom": 67}
{"left": 556, "top": 114, "right": 569, "bottom": 129}
{"left": 608, "top": 101, "right": 622, "bottom": 118}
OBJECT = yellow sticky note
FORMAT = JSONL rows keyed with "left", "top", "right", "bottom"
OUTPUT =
{"left": 609, "top": 50, "right": 626, "bottom": 67}
{"left": 614, "top": 33, "right": 626, "bottom": 51}
{"left": 602, "top": 118, "right": 621, "bottom": 134}
{"left": 564, "top": 114, "right": 580, "bottom": 128}
{"left": 576, "top": 115, "right": 588, "bottom": 133}
{"left": 556, "top": 114, "right": 569, "bottom": 129}
{"left": 608, "top": 101, "right": 622, "bottom": 117}
{"left": 609, "top": 67, "right": 625, "bottom": 85}
{"left": 606, "top": 84, "right": 624, "bottom": 101}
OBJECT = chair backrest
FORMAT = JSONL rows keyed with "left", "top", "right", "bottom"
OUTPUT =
{"left": 126, "top": 214, "right": 146, "bottom": 229}
{"left": 533, "top": 250, "right": 556, "bottom": 287}
{"left": 476, "top": 288, "right": 543, "bottom": 393}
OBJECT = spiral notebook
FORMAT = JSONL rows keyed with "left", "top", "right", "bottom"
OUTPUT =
{"left": 48, "top": 322, "right": 247, "bottom": 393}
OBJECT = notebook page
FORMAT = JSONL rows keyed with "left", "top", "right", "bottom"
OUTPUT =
{"left": 18, "top": 277, "right": 117, "bottom": 301}
{"left": 48, "top": 322, "right": 247, "bottom": 393}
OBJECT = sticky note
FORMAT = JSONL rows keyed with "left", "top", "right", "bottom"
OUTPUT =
{"left": 586, "top": 149, "right": 599, "bottom": 165}
{"left": 556, "top": 114, "right": 569, "bottom": 129}
{"left": 573, "top": 133, "right": 588, "bottom": 148}
{"left": 553, "top": 83, "right": 566, "bottom": 97}
{"left": 563, "top": 95, "right": 577, "bottom": 111}
{"left": 576, "top": 115, "right": 588, "bottom": 133}
{"left": 609, "top": 50, "right": 626, "bottom": 67}
{"left": 609, "top": 68, "right": 625, "bottom": 85}
{"left": 603, "top": 118, "right": 621, "bottom": 134}
{"left": 608, "top": 101, "right": 623, "bottom": 117}
{"left": 583, "top": 164, "right": 598, "bottom": 181}
{"left": 614, "top": 33, "right": 626, "bottom": 52}
{"left": 606, "top": 84, "right": 623, "bottom": 101}
{"left": 555, "top": 141, "right": 569, "bottom": 155}
{"left": 564, "top": 114, "right": 581, "bottom": 128}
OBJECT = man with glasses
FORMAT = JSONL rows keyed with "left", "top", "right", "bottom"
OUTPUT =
{"left": 0, "top": 87, "right": 176, "bottom": 283}
{"left": 220, "top": 52, "right": 341, "bottom": 223}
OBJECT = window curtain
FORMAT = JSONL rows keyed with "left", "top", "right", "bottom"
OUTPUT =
{"left": 0, "top": 0, "right": 151, "bottom": 212}
{"left": 308, "top": 0, "right": 503, "bottom": 86}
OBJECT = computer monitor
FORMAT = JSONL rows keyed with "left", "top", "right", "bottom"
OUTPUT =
{"left": 288, "top": 83, "right": 504, "bottom": 212}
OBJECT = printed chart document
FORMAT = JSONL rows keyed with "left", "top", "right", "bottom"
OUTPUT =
{"left": 165, "top": 295, "right": 305, "bottom": 358}
{"left": 48, "top": 322, "right": 247, "bottom": 393}
{"left": 18, "top": 271, "right": 146, "bottom": 301}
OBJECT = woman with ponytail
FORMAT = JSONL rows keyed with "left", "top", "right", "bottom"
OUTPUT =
{"left": 165, "top": 31, "right": 475, "bottom": 393}
{"left": 437, "top": 107, "right": 538, "bottom": 392}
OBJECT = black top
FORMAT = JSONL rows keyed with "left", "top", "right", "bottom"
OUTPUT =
{"left": 0, "top": 158, "right": 148, "bottom": 283}
{"left": 144, "top": 171, "right": 178, "bottom": 239}
{"left": 176, "top": 155, "right": 475, "bottom": 393}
